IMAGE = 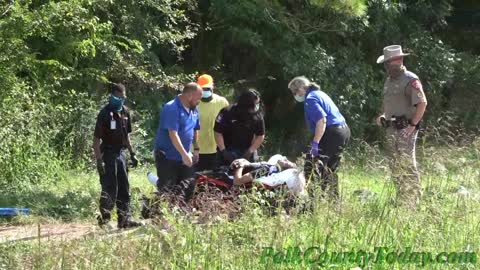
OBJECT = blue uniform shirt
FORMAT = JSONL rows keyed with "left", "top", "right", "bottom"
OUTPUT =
{"left": 304, "top": 88, "right": 346, "bottom": 133}
{"left": 154, "top": 96, "right": 200, "bottom": 161}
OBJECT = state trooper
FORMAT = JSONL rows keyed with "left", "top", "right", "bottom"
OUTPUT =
{"left": 375, "top": 45, "right": 428, "bottom": 208}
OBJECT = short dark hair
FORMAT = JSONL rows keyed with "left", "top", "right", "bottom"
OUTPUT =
{"left": 183, "top": 82, "right": 200, "bottom": 94}
{"left": 110, "top": 83, "right": 126, "bottom": 94}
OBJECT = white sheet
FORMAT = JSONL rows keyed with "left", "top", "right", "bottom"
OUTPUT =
{"left": 254, "top": 168, "right": 306, "bottom": 195}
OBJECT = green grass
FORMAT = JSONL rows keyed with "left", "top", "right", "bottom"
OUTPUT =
{"left": 1, "top": 143, "right": 479, "bottom": 269}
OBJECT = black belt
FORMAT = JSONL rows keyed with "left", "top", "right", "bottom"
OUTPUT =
{"left": 328, "top": 123, "right": 348, "bottom": 129}
{"left": 383, "top": 119, "right": 394, "bottom": 126}
{"left": 381, "top": 118, "right": 400, "bottom": 128}
{"left": 381, "top": 116, "right": 419, "bottom": 130}
{"left": 102, "top": 144, "right": 126, "bottom": 151}
{"left": 154, "top": 150, "right": 167, "bottom": 158}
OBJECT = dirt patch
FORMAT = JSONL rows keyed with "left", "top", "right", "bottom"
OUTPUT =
{"left": 0, "top": 223, "right": 96, "bottom": 243}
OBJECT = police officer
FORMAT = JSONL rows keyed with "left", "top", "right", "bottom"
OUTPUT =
{"left": 214, "top": 89, "right": 265, "bottom": 166}
{"left": 153, "top": 82, "right": 203, "bottom": 201}
{"left": 195, "top": 74, "right": 229, "bottom": 171}
{"left": 288, "top": 76, "right": 350, "bottom": 201}
{"left": 93, "top": 83, "right": 141, "bottom": 229}
{"left": 375, "top": 45, "right": 427, "bottom": 208}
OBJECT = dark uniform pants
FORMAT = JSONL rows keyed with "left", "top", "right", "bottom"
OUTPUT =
{"left": 155, "top": 151, "right": 196, "bottom": 201}
{"left": 99, "top": 148, "right": 131, "bottom": 222}
{"left": 305, "top": 124, "right": 351, "bottom": 200}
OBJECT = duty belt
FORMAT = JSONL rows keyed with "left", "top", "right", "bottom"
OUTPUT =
{"left": 381, "top": 116, "right": 417, "bottom": 130}
{"left": 101, "top": 144, "right": 127, "bottom": 152}
{"left": 329, "top": 123, "right": 348, "bottom": 129}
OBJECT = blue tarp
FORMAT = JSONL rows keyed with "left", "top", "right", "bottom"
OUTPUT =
{"left": 0, "top": 208, "right": 30, "bottom": 216}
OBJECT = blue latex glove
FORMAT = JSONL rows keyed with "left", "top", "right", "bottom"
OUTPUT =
{"left": 310, "top": 141, "right": 319, "bottom": 157}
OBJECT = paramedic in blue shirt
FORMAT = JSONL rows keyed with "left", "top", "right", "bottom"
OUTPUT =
{"left": 288, "top": 76, "right": 351, "bottom": 201}
{"left": 153, "top": 82, "right": 203, "bottom": 194}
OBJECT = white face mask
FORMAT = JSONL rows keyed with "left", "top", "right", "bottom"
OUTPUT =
{"left": 255, "top": 103, "right": 260, "bottom": 112}
{"left": 294, "top": 94, "right": 305, "bottom": 103}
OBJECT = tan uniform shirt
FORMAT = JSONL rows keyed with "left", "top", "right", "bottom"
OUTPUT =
{"left": 383, "top": 67, "right": 427, "bottom": 120}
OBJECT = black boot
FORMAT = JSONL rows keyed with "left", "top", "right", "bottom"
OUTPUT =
{"left": 118, "top": 217, "right": 142, "bottom": 229}
{"left": 97, "top": 215, "right": 112, "bottom": 229}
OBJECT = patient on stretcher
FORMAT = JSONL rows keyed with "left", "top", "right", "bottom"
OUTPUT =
{"left": 147, "top": 154, "right": 306, "bottom": 196}
{"left": 230, "top": 154, "right": 306, "bottom": 195}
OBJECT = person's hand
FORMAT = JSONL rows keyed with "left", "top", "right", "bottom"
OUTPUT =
{"left": 401, "top": 125, "right": 416, "bottom": 138}
{"left": 310, "top": 141, "right": 319, "bottom": 157}
{"left": 238, "top": 159, "right": 250, "bottom": 167}
{"left": 376, "top": 114, "right": 385, "bottom": 127}
{"left": 182, "top": 153, "right": 193, "bottom": 167}
{"left": 231, "top": 158, "right": 249, "bottom": 169}
{"left": 193, "top": 149, "right": 199, "bottom": 164}
{"left": 130, "top": 153, "right": 139, "bottom": 168}
{"left": 221, "top": 150, "right": 235, "bottom": 164}
{"left": 230, "top": 159, "right": 241, "bottom": 170}
{"left": 96, "top": 158, "right": 105, "bottom": 176}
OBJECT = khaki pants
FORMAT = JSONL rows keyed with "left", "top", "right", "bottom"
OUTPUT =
{"left": 385, "top": 127, "right": 422, "bottom": 208}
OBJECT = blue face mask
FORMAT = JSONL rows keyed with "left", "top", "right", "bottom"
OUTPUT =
{"left": 202, "top": 90, "right": 212, "bottom": 99}
{"left": 109, "top": 95, "right": 125, "bottom": 112}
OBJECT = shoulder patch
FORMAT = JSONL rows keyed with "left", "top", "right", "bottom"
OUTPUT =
{"left": 411, "top": 80, "right": 423, "bottom": 91}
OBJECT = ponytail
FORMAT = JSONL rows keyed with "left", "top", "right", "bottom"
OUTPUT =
{"left": 309, "top": 82, "right": 321, "bottom": 91}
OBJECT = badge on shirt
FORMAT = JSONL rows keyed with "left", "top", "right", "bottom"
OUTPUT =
{"left": 109, "top": 112, "right": 116, "bottom": 130}
{"left": 110, "top": 120, "right": 116, "bottom": 130}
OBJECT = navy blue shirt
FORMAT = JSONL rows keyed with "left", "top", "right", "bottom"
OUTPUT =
{"left": 94, "top": 105, "right": 132, "bottom": 150}
{"left": 304, "top": 89, "right": 345, "bottom": 133}
{"left": 154, "top": 96, "right": 200, "bottom": 161}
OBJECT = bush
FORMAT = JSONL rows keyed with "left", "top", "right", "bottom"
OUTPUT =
{"left": 0, "top": 82, "right": 66, "bottom": 191}
{"left": 0, "top": 0, "right": 198, "bottom": 190}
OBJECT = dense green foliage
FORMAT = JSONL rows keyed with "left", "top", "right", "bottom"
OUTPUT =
{"left": 0, "top": 0, "right": 197, "bottom": 189}
{"left": 1, "top": 0, "right": 479, "bottom": 189}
